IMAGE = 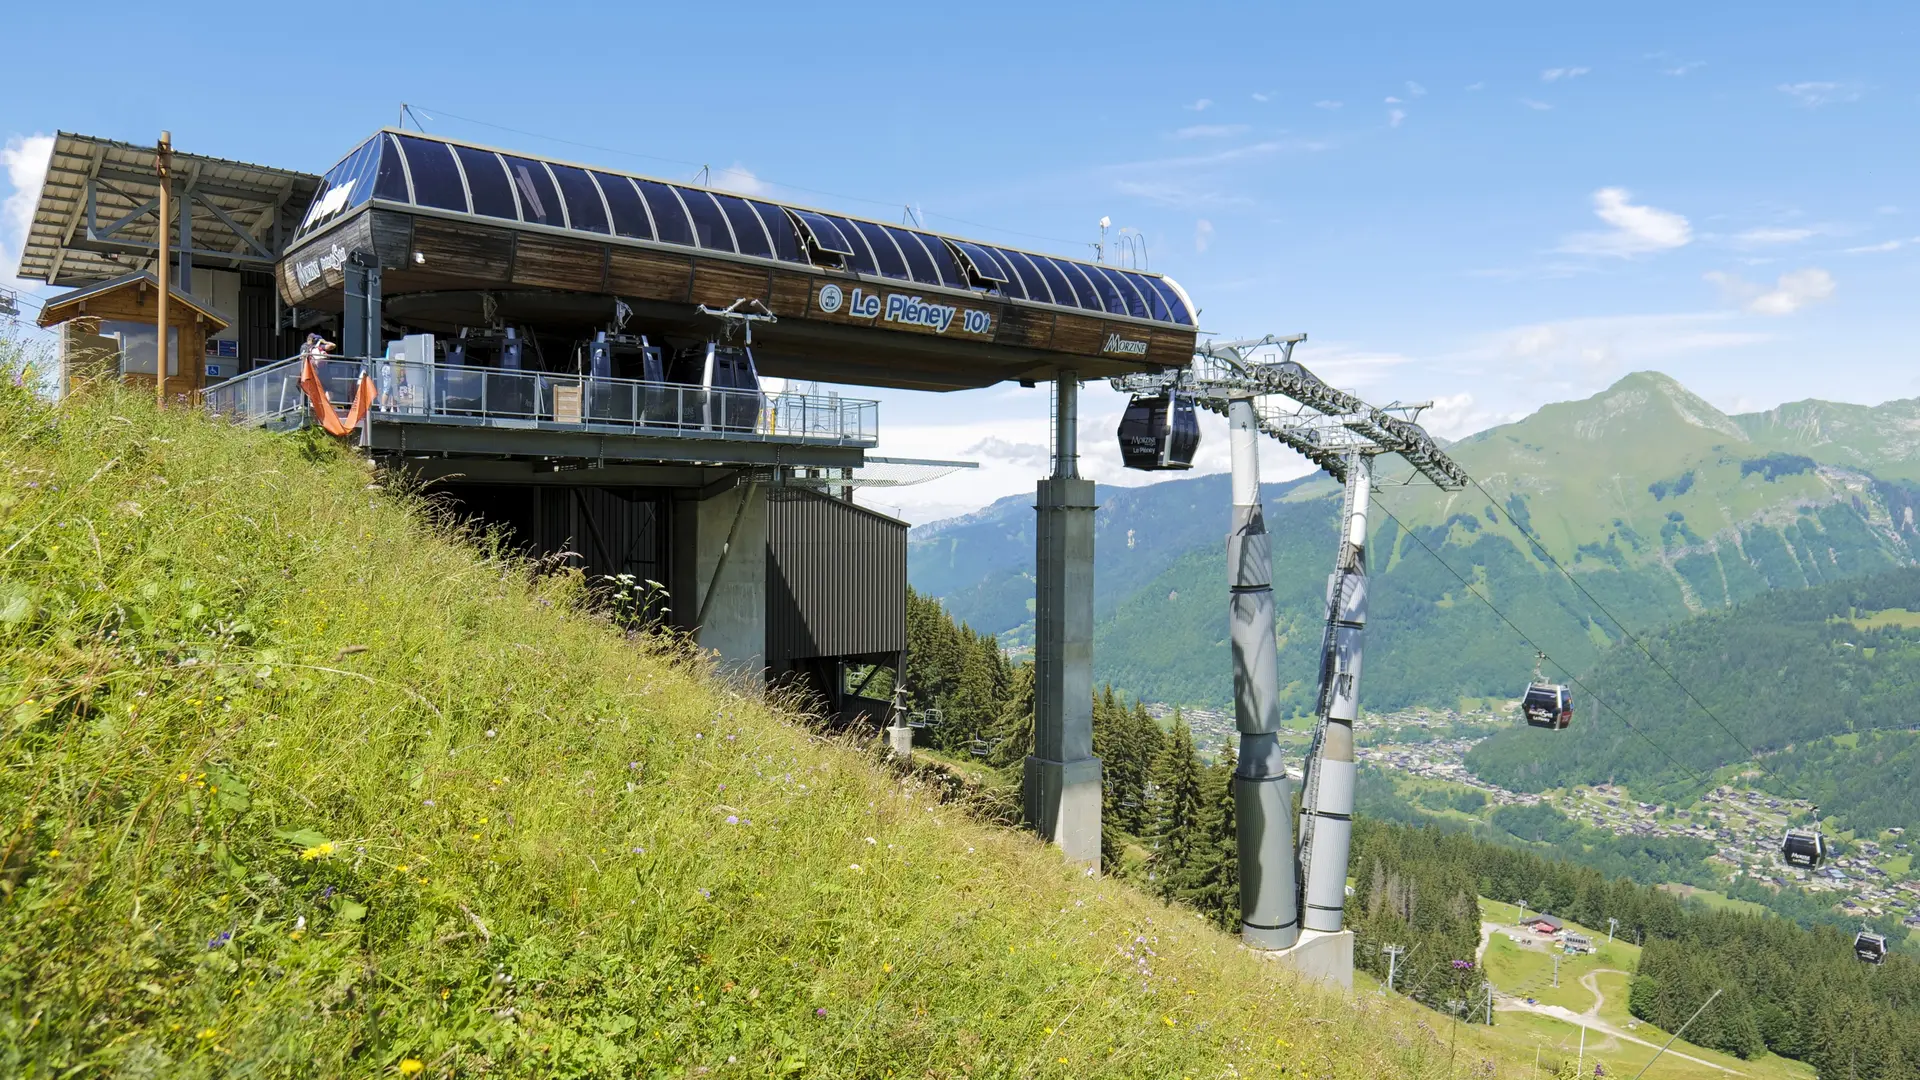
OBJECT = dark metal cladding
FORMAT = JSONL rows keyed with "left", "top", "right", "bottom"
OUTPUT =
{"left": 765, "top": 488, "right": 906, "bottom": 666}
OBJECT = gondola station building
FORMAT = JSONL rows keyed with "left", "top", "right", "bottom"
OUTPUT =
{"left": 18, "top": 127, "right": 1202, "bottom": 870}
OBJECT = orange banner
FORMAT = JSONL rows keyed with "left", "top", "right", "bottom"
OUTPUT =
{"left": 299, "top": 357, "right": 379, "bottom": 437}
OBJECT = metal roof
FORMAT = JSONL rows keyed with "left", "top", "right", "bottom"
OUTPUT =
{"left": 293, "top": 129, "right": 1198, "bottom": 329}
{"left": 15, "top": 132, "right": 321, "bottom": 288}
{"left": 35, "top": 269, "right": 230, "bottom": 331}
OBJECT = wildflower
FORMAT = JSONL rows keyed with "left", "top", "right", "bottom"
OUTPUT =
{"left": 725, "top": 815, "right": 739, "bottom": 825}
{"left": 398, "top": 1060, "right": 425, "bottom": 1075}
{"left": 397, "top": 865, "right": 408, "bottom": 873}
{"left": 197, "top": 1027, "right": 219, "bottom": 1041}
{"left": 1059, "top": 1058, "right": 1069, "bottom": 1065}
{"left": 631, "top": 846, "right": 645, "bottom": 855}
{"left": 848, "top": 864, "right": 863, "bottom": 873}
{"left": 882, "top": 963, "right": 893, "bottom": 973}
{"left": 484, "top": 729, "right": 496, "bottom": 739}
{"left": 815, "top": 1008, "right": 828, "bottom": 1018}
{"left": 478, "top": 817, "right": 488, "bottom": 825}
{"left": 865, "top": 836, "right": 877, "bottom": 845}
{"left": 207, "top": 931, "right": 232, "bottom": 949}
{"left": 299, "top": 842, "right": 335, "bottom": 861}
{"left": 422, "top": 799, "right": 435, "bottom": 807}
{"left": 47, "top": 849, "right": 59, "bottom": 858}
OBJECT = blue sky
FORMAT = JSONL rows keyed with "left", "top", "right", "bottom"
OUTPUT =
{"left": 5, "top": 1, "right": 1917, "bottom": 519}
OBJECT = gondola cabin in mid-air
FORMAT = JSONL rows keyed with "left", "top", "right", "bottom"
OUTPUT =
{"left": 1854, "top": 930, "right": 1889, "bottom": 965}
{"left": 1520, "top": 653, "right": 1574, "bottom": 729}
{"left": 1782, "top": 826, "right": 1828, "bottom": 869}
{"left": 1117, "top": 389, "right": 1200, "bottom": 471}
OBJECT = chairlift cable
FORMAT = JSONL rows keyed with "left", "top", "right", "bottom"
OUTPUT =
{"left": 1462, "top": 475, "right": 1813, "bottom": 803}
{"left": 1371, "top": 497, "right": 1706, "bottom": 785}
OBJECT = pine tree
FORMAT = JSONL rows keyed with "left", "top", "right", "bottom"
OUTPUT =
{"left": 1147, "top": 713, "right": 1205, "bottom": 899}
{"left": 1177, "top": 741, "right": 1240, "bottom": 930}
{"left": 985, "top": 662, "right": 1034, "bottom": 770}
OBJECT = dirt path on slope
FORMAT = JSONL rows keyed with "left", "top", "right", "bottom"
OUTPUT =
{"left": 1498, "top": 967, "right": 1742, "bottom": 1075}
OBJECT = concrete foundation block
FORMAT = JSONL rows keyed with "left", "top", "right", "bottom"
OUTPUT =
{"left": 1255, "top": 928, "right": 1354, "bottom": 992}
{"left": 1023, "top": 755, "right": 1102, "bottom": 867}
{"left": 886, "top": 725, "right": 913, "bottom": 759}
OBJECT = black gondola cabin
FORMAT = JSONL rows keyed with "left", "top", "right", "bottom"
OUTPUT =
{"left": 1781, "top": 828, "right": 1827, "bottom": 869}
{"left": 1117, "top": 390, "right": 1200, "bottom": 471}
{"left": 1521, "top": 682, "right": 1573, "bottom": 729}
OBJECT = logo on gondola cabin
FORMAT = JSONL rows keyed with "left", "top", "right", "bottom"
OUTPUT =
{"left": 817, "top": 283, "right": 843, "bottom": 314}
{"left": 1103, "top": 333, "right": 1150, "bottom": 356}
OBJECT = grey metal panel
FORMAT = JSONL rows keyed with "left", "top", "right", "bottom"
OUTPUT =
{"left": 765, "top": 489, "right": 906, "bottom": 665}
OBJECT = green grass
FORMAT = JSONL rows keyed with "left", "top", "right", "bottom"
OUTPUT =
{"left": 1658, "top": 883, "right": 1771, "bottom": 917}
{"left": 1841, "top": 607, "right": 1920, "bottom": 630}
{"left": 0, "top": 373, "right": 1482, "bottom": 1077}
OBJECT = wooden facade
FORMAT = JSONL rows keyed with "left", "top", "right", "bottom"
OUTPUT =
{"left": 37, "top": 271, "right": 230, "bottom": 398}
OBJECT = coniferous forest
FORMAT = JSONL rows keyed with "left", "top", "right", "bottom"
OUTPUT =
{"left": 903, "top": 587, "right": 1920, "bottom": 1080}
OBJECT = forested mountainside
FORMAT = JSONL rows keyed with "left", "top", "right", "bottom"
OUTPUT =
{"left": 1467, "top": 565, "right": 1920, "bottom": 832}
{"left": 911, "top": 372, "right": 1920, "bottom": 712}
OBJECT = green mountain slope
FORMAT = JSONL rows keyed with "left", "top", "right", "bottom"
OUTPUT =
{"left": 1, "top": 378, "right": 1450, "bottom": 1077}
{"left": 1465, "top": 565, "right": 1920, "bottom": 831}
{"left": 912, "top": 373, "right": 1920, "bottom": 711}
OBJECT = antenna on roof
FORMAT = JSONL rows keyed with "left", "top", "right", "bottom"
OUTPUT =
{"left": 902, "top": 204, "right": 924, "bottom": 228}
{"left": 1096, "top": 216, "right": 1111, "bottom": 263}
{"left": 695, "top": 164, "right": 711, "bottom": 186}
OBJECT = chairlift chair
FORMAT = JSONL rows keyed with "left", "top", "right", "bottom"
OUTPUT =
{"left": 1116, "top": 389, "right": 1200, "bottom": 471}
{"left": 1782, "top": 826, "right": 1828, "bottom": 869}
{"left": 906, "top": 711, "right": 929, "bottom": 730}
{"left": 1854, "top": 930, "right": 1888, "bottom": 965}
{"left": 1520, "top": 652, "right": 1574, "bottom": 729}
{"left": 967, "top": 738, "right": 994, "bottom": 758}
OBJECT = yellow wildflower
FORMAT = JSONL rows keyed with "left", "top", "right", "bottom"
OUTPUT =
{"left": 398, "top": 1060, "right": 425, "bottom": 1075}
{"left": 299, "top": 842, "right": 334, "bottom": 861}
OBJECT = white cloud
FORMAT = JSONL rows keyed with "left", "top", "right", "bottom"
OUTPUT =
{"left": 1487, "top": 312, "right": 1770, "bottom": 374}
{"left": 1845, "top": 238, "right": 1913, "bottom": 254}
{"left": 1778, "top": 81, "right": 1860, "bottom": 107}
{"left": 1664, "top": 61, "right": 1705, "bottom": 76}
{"left": 1464, "top": 82, "right": 1486, "bottom": 91}
{"left": 1541, "top": 67, "right": 1591, "bottom": 82}
{"left": 1732, "top": 226, "right": 1815, "bottom": 246}
{"left": 1314, "top": 100, "right": 1343, "bottom": 110}
{"left": 1186, "top": 98, "right": 1214, "bottom": 112}
{"left": 1419, "top": 392, "right": 1529, "bottom": 441}
{"left": 1559, "top": 187, "right": 1692, "bottom": 257}
{"left": 1194, "top": 218, "right": 1215, "bottom": 253}
{"left": 1520, "top": 98, "right": 1554, "bottom": 111}
{"left": 1406, "top": 81, "right": 1428, "bottom": 97}
{"left": 2, "top": 133, "right": 55, "bottom": 291}
{"left": 1384, "top": 96, "right": 1402, "bottom": 104}
{"left": 1251, "top": 91, "right": 1272, "bottom": 103}
{"left": 710, "top": 163, "right": 768, "bottom": 196}
{"left": 1705, "top": 267, "right": 1836, "bottom": 315}
{"left": 1388, "top": 109, "right": 1407, "bottom": 128}
{"left": 1172, "top": 123, "right": 1250, "bottom": 140}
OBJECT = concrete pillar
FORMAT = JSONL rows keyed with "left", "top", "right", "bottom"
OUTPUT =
{"left": 690, "top": 482, "right": 768, "bottom": 681}
{"left": 1226, "top": 397, "right": 1299, "bottom": 949}
{"left": 1025, "top": 375, "right": 1101, "bottom": 866}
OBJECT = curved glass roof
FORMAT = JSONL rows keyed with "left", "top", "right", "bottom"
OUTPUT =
{"left": 295, "top": 131, "right": 1196, "bottom": 328}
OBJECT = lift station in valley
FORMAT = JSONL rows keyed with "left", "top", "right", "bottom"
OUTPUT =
{"left": 19, "top": 125, "right": 1475, "bottom": 987}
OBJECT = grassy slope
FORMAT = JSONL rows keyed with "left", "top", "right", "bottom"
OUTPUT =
{"left": 0, "top": 381, "right": 1466, "bottom": 1078}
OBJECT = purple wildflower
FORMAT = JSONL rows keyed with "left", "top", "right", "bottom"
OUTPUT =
{"left": 726, "top": 815, "right": 739, "bottom": 825}
{"left": 815, "top": 1008, "right": 827, "bottom": 1018}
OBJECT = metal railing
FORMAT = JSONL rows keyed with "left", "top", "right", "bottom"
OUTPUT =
{"left": 204, "top": 355, "right": 879, "bottom": 446}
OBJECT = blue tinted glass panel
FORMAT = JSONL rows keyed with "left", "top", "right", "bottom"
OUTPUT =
{"left": 975, "top": 247, "right": 1026, "bottom": 298}
{"left": 951, "top": 241, "right": 1008, "bottom": 283}
{"left": 790, "top": 210, "right": 855, "bottom": 255}
{"left": 751, "top": 202, "right": 804, "bottom": 261}
{"left": 714, "top": 195, "right": 771, "bottom": 258}
{"left": 1093, "top": 266, "right": 1149, "bottom": 318}
{"left": 634, "top": 180, "right": 694, "bottom": 246}
{"left": 1129, "top": 273, "right": 1174, "bottom": 322}
{"left": 503, "top": 156, "right": 562, "bottom": 226}
{"left": 996, "top": 248, "right": 1054, "bottom": 304}
{"left": 1046, "top": 258, "right": 1103, "bottom": 310}
{"left": 396, "top": 136, "right": 467, "bottom": 213}
{"left": 341, "top": 138, "right": 381, "bottom": 203}
{"left": 599, "top": 174, "right": 652, "bottom": 239}
{"left": 827, "top": 216, "right": 878, "bottom": 274}
{"left": 1079, "top": 263, "right": 1128, "bottom": 314}
{"left": 1030, "top": 255, "right": 1077, "bottom": 307}
{"left": 914, "top": 233, "right": 968, "bottom": 287}
{"left": 549, "top": 163, "right": 608, "bottom": 233}
{"left": 885, "top": 227, "right": 941, "bottom": 284}
{"left": 1145, "top": 277, "right": 1193, "bottom": 324}
{"left": 456, "top": 146, "right": 516, "bottom": 220}
{"left": 374, "top": 134, "right": 411, "bottom": 202}
{"left": 850, "top": 220, "right": 910, "bottom": 279}
{"left": 680, "top": 189, "right": 735, "bottom": 251}
{"left": 298, "top": 136, "right": 379, "bottom": 237}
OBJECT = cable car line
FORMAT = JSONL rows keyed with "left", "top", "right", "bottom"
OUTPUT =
{"left": 1370, "top": 497, "right": 1707, "bottom": 785}
{"left": 1461, "top": 474, "right": 1816, "bottom": 804}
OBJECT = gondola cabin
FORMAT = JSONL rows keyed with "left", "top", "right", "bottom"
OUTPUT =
{"left": 1781, "top": 828, "right": 1827, "bottom": 869}
{"left": 1854, "top": 931, "right": 1889, "bottom": 965}
{"left": 1117, "top": 389, "right": 1201, "bottom": 471}
{"left": 1521, "top": 682, "right": 1574, "bottom": 729}
{"left": 667, "top": 341, "right": 763, "bottom": 433}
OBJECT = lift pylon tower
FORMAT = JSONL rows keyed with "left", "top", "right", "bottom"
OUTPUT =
{"left": 1112, "top": 335, "right": 1467, "bottom": 959}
